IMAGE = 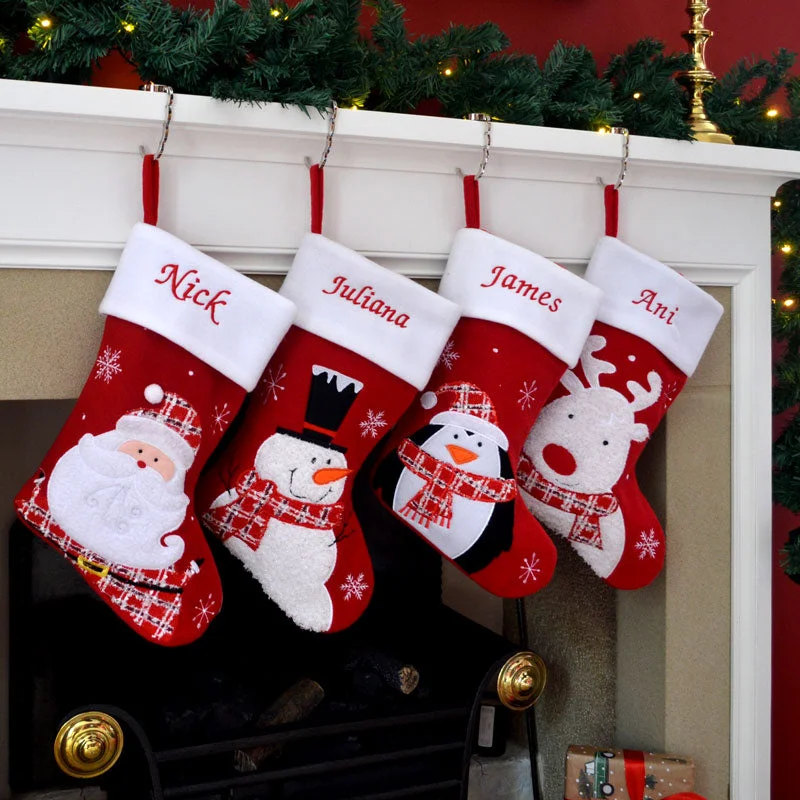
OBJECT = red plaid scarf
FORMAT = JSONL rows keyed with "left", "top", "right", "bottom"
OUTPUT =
{"left": 517, "top": 452, "right": 618, "bottom": 548}
{"left": 16, "top": 475, "right": 194, "bottom": 642}
{"left": 396, "top": 439, "right": 516, "bottom": 529}
{"left": 203, "top": 469, "right": 345, "bottom": 551}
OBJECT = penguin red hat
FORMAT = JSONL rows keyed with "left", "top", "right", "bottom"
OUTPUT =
{"left": 420, "top": 382, "right": 508, "bottom": 451}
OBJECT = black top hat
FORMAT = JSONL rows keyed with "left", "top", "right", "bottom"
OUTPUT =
{"left": 277, "top": 365, "right": 363, "bottom": 453}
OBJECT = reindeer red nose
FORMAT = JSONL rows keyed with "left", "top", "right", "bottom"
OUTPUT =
{"left": 542, "top": 443, "right": 577, "bottom": 476}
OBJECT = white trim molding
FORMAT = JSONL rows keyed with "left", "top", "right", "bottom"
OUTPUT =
{"left": 1, "top": 78, "right": 799, "bottom": 799}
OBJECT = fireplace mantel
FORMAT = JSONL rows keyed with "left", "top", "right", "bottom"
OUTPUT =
{"left": 1, "top": 78, "right": 799, "bottom": 799}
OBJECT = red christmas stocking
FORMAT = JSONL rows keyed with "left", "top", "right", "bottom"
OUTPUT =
{"left": 14, "top": 223, "right": 295, "bottom": 645}
{"left": 196, "top": 233, "right": 460, "bottom": 633}
{"left": 519, "top": 235, "right": 724, "bottom": 589}
{"left": 372, "top": 228, "right": 603, "bottom": 597}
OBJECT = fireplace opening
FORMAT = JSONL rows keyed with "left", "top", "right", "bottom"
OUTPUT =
{"left": 8, "top": 454, "right": 528, "bottom": 799}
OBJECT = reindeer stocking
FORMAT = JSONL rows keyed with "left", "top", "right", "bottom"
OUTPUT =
{"left": 519, "top": 236, "right": 724, "bottom": 589}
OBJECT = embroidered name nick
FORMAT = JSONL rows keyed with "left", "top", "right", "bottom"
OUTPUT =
{"left": 322, "top": 276, "right": 410, "bottom": 328}
{"left": 479, "top": 265, "right": 563, "bottom": 312}
{"left": 154, "top": 264, "right": 231, "bottom": 326}
{"left": 631, "top": 289, "right": 678, "bottom": 325}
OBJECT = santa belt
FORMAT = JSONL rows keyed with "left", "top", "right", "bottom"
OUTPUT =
{"left": 62, "top": 550, "right": 183, "bottom": 595}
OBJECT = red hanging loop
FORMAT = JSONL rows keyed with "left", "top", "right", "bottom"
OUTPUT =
{"left": 463, "top": 174, "right": 481, "bottom": 229}
{"left": 623, "top": 750, "right": 646, "bottom": 800}
{"left": 310, "top": 163, "right": 324, "bottom": 235}
{"left": 142, "top": 154, "right": 160, "bottom": 227}
{"left": 604, "top": 184, "right": 619, "bottom": 238}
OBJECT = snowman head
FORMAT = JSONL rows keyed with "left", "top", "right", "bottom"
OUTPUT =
{"left": 255, "top": 432, "right": 351, "bottom": 505}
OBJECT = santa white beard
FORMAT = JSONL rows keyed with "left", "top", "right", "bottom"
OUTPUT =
{"left": 47, "top": 431, "right": 189, "bottom": 569}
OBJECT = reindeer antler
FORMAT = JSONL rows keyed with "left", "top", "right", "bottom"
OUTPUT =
{"left": 581, "top": 335, "right": 616, "bottom": 388}
{"left": 627, "top": 371, "right": 663, "bottom": 412}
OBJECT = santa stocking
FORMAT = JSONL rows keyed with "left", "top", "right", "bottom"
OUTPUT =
{"left": 372, "top": 228, "right": 603, "bottom": 597}
{"left": 14, "top": 223, "right": 295, "bottom": 645}
{"left": 519, "top": 235, "right": 724, "bottom": 589}
{"left": 196, "top": 233, "right": 460, "bottom": 633}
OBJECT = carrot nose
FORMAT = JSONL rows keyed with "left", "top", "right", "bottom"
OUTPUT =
{"left": 446, "top": 443, "right": 478, "bottom": 465}
{"left": 313, "top": 467, "right": 353, "bottom": 485}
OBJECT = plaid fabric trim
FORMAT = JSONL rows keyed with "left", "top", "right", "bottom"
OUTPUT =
{"left": 396, "top": 438, "right": 516, "bottom": 529}
{"left": 16, "top": 473, "right": 192, "bottom": 642}
{"left": 202, "top": 469, "right": 345, "bottom": 551}
{"left": 517, "top": 452, "right": 618, "bottom": 549}
{"left": 435, "top": 382, "right": 498, "bottom": 425}
{"left": 138, "top": 392, "right": 202, "bottom": 455}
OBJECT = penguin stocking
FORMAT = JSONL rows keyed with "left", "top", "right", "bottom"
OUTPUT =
{"left": 196, "top": 234, "right": 460, "bottom": 633}
{"left": 518, "top": 235, "right": 724, "bottom": 589}
{"left": 373, "top": 228, "right": 603, "bottom": 597}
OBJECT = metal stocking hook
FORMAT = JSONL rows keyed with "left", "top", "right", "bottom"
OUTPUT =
{"left": 305, "top": 101, "right": 339, "bottom": 170}
{"left": 597, "top": 126, "right": 630, "bottom": 189}
{"left": 457, "top": 112, "right": 493, "bottom": 180}
{"left": 139, "top": 83, "right": 175, "bottom": 160}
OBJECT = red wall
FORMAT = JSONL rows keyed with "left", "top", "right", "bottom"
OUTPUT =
{"left": 104, "top": 2, "right": 800, "bottom": 796}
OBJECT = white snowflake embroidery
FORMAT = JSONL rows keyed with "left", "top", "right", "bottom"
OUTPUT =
{"left": 519, "top": 553, "right": 541, "bottom": 584}
{"left": 341, "top": 573, "right": 369, "bottom": 601}
{"left": 438, "top": 340, "right": 460, "bottom": 370}
{"left": 261, "top": 363, "right": 287, "bottom": 403}
{"left": 94, "top": 346, "right": 122, "bottom": 383}
{"left": 212, "top": 403, "right": 231, "bottom": 433}
{"left": 192, "top": 594, "right": 218, "bottom": 629}
{"left": 518, "top": 379, "right": 538, "bottom": 411}
{"left": 359, "top": 409, "right": 388, "bottom": 439}
{"left": 635, "top": 528, "right": 660, "bottom": 560}
{"left": 660, "top": 380, "right": 680, "bottom": 412}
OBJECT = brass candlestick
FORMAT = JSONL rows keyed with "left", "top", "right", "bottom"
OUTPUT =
{"left": 678, "top": 0, "right": 734, "bottom": 144}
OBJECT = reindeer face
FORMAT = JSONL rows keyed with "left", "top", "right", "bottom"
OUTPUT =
{"left": 525, "top": 388, "right": 648, "bottom": 494}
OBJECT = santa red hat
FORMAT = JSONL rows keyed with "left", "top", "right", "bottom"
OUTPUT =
{"left": 421, "top": 382, "right": 508, "bottom": 450}
{"left": 116, "top": 384, "right": 202, "bottom": 469}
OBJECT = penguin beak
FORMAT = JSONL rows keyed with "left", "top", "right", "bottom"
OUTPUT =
{"left": 446, "top": 444, "right": 479, "bottom": 465}
{"left": 313, "top": 467, "right": 353, "bottom": 485}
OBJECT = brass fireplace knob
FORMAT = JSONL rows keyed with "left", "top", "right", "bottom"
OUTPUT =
{"left": 496, "top": 651, "right": 547, "bottom": 710}
{"left": 53, "top": 711, "right": 124, "bottom": 778}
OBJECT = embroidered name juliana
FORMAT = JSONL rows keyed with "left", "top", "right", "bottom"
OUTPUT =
{"left": 480, "top": 265, "right": 562, "bottom": 312}
{"left": 322, "top": 276, "right": 410, "bottom": 328}
{"left": 631, "top": 289, "right": 678, "bottom": 325}
{"left": 154, "top": 264, "right": 231, "bottom": 326}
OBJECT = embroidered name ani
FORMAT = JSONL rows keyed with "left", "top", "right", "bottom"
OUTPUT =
{"left": 154, "top": 264, "right": 231, "bottom": 326}
{"left": 323, "top": 276, "right": 410, "bottom": 328}
{"left": 631, "top": 289, "right": 678, "bottom": 325}
{"left": 480, "top": 265, "right": 562, "bottom": 312}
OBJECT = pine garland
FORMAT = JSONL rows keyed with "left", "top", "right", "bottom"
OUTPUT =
{"left": 3, "top": 0, "right": 800, "bottom": 574}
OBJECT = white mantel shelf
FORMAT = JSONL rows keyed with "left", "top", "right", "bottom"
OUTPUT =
{"left": 0, "top": 78, "right": 797, "bottom": 800}
{"left": 2, "top": 78, "right": 800, "bottom": 277}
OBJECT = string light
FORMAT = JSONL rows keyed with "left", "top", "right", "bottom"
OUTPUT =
{"left": 121, "top": 21, "right": 135, "bottom": 33}
{"left": 443, "top": 67, "right": 453, "bottom": 76}
{"left": 774, "top": 200, "right": 783, "bottom": 208}
{"left": 39, "top": 17, "right": 52, "bottom": 28}
{"left": 767, "top": 108, "right": 780, "bottom": 118}
{"left": 781, "top": 243, "right": 793, "bottom": 254}
{"left": 632, "top": 92, "right": 642, "bottom": 100}
{"left": 784, "top": 298, "right": 796, "bottom": 308}
{"left": 270, "top": 7, "right": 281, "bottom": 16}
{"left": 596, "top": 126, "right": 611, "bottom": 134}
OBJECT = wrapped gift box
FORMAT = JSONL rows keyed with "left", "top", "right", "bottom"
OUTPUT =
{"left": 565, "top": 745, "right": 696, "bottom": 800}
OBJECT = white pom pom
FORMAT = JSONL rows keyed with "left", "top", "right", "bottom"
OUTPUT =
{"left": 420, "top": 391, "right": 437, "bottom": 410}
{"left": 144, "top": 383, "right": 164, "bottom": 405}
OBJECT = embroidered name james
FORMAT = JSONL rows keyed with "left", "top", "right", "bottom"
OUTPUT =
{"left": 480, "top": 265, "right": 562, "bottom": 312}
{"left": 154, "top": 264, "right": 231, "bottom": 326}
{"left": 323, "top": 276, "right": 410, "bottom": 328}
{"left": 631, "top": 289, "right": 678, "bottom": 325}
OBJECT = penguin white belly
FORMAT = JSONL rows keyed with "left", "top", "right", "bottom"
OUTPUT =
{"left": 225, "top": 518, "right": 336, "bottom": 632}
{"left": 393, "top": 468, "right": 494, "bottom": 559}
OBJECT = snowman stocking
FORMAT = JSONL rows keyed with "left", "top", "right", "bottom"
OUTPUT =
{"left": 196, "top": 234, "right": 460, "bottom": 633}
{"left": 518, "top": 236, "right": 724, "bottom": 589}
{"left": 14, "top": 224, "right": 296, "bottom": 645}
{"left": 372, "top": 228, "right": 603, "bottom": 597}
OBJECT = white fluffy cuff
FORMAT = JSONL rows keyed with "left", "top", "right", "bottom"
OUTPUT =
{"left": 585, "top": 236, "right": 724, "bottom": 376}
{"left": 100, "top": 223, "right": 296, "bottom": 391}
{"left": 439, "top": 228, "right": 604, "bottom": 368}
{"left": 279, "top": 234, "right": 461, "bottom": 390}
